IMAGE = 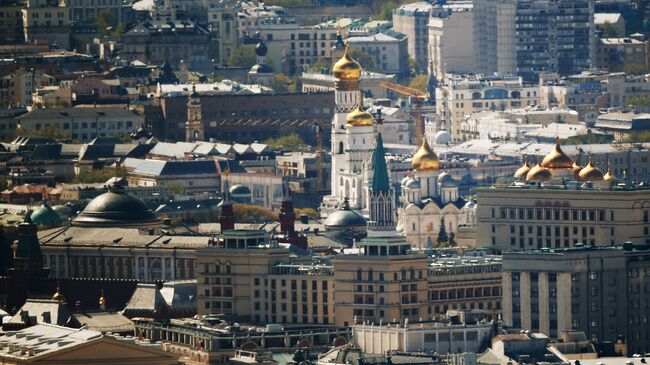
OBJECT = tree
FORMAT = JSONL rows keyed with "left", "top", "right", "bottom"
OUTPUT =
{"left": 624, "top": 63, "right": 648, "bottom": 76}
{"left": 273, "top": 73, "right": 293, "bottom": 93}
{"left": 94, "top": 8, "right": 124, "bottom": 38}
{"left": 448, "top": 230, "right": 456, "bottom": 247}
{"left": 163, "top": 183, "right": 186, "bottom": 195}
{"left": 602, "top": 21, "right": 623, "bottom": 38}
{"left": 14, "top": 125, "right": 70, "bottom": 141}
{"left": 227, "top": 45, "right": 257, "bottom": 68}
{"left": 564, "top": 131, "right": 613, "bottom": 145}
{"left": 409, "top": 75, "right": 429, "bottom": 93}
{"left": 375, "top": 0, "right": 399, "bottom": 21}
{"left": 408, "top": 58, "right": 421, "bottom": 74}
{"left": 349, "top": 48, "right": 378, "bottom": 72}
{"left": 233, "top": 204, "right": 278, "bottom": 222}
{"left": 73, "top": 166, "right": 127, "bottom": 184}
{"left": 436, "top": 217, "right": 448, "bottom": 245}
{"left": 296, "top": 207, "right": 319, "bottom": 219}
{"left": 625, "top": 96, "right": 650, "bottom": 107}
{"left": 309, "top": 58, "right": 331, "bottom": 73}
{"left": 624, "top": 131, "right": 650, "bottom": 143}
{"left": 263, "top": 133, "right": 308, "bottom": 151}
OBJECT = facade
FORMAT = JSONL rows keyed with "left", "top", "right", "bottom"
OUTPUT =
{"left": 0, "top": 69, "right": 54, "bottom": 108}
{"left": 353, "top": 315, "right": 495, "bottom": 355}
{"left": 22, "top": 0, "right": 70, "bottom": 50}
{"left": 392, "top": 2, "right": 433, "bottom": 71}
{"left": 597, "top": 37, "right": 649, "bottom": 73}
{"left": 205, "top": 0, "right": 238, "bottom": 66}
{"left": 68, "top": 0, "right": 124, "bottom": 24}
{"left": 346, "top": 33, "right": 409, "bottom": 76}
{"left": 473, "top": 0, "right": 517, "bottom": 76}
{"left": 594, "top": 112, "right": 650, "bottom": 141}
{"left": 120, "top": 20, "right": 211, "bottom": 69}
{"left": 16, "top": 106, "right": 144, "bottom": 142}
{"left": 476, "top": 140, "right": 650, "bottom": 251}
{"left": 436, "top": 74, "right": 540, "bottom": 141}
{"left": 428, "top": 1, "right": 475, "bottom": 78}
{"left": 122, "top": 158, "right": 222, "bottom": 195}
{"left": 0, "top": 3, "right": 24, "bottom": 45}
{"left": 502, "top": 245, "right": 650, "bottom": 353}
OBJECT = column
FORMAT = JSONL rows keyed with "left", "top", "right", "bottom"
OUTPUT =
{"left": 538, "top": 272, "right": 550, "bottom": 335}
{"left": 502, "top": 272, "right": 513, "bottom": 326}
{"left": 557, "top": 272, "right": 573, "bottom": 332}
{"left": 520, "top": 272, "right": 531, "bottom": 331}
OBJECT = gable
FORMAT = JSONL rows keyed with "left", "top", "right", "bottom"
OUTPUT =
{"left": 32, "top": 338, "right": 178, "bottom": 364}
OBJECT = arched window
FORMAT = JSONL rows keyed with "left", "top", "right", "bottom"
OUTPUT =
{"left": 356, "top": 269, "right": 363, "bottom": 281}
{"left": 471, "top": 91, "right": 481, "bottom": 100}
{"left": 401, "top": 269, "right": 406, "bottom": 280}
{"left": 338, "top": 141, "right": 344, "bottom": 154}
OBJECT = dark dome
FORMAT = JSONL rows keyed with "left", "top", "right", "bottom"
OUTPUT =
{"left": 255, "top": 39, "right": 267, "bottom": 56}
{"left": 324, "top": 209, "right": 367, "bottom": 228}
{"left": 72, "top": 187, "right": 160, "bottom": 228}
{"left": 30, "top": 202, "right": 61, "bottom": 227}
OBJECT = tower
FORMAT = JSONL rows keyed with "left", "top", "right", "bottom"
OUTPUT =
{"left": 322, "top": 42, "right": 377, "bottom": 216}
{"left": 248, "top": 35, "right": 274, "bottom": 87}
{"left": 185, "top": 83, "right": 204, "bottom": 142}
{"left": 219, "top": 171, "right": 235, "bottom": 232}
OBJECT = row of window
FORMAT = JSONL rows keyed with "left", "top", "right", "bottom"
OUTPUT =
{"left": 495, "top": 207, "right": 612, "bottom": 222}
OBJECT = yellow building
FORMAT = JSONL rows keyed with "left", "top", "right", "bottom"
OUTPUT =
{"left": 476, "top": 140, "right": 650, "bottom": 251}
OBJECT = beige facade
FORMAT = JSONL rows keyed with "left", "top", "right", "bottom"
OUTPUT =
{"left": 436, "top": 75, "right": 540, "bottom": 141}
{"left": 0, "top": 69, "right": 54, "bottom": 108}
{"left": 428, "top": 2, "right": 475, "bottom": 77}
{"left": 476, "top": 186, "right": 650, "bottom": 251}
{"left": 22, "top": 0, "right": 70, "bottom": 49}
{"left": 392, "top": 2, "right": 432, "bottom": 70}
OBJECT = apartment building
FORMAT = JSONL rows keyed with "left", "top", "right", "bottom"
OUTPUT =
{"left": 428, "top": 1, "right": 475, "bottom": 78}
{"left": 393, "top": 1, "right": 433, "bottom": 70}
{"left": 22, "top": 0, "right": 70, "bottom": 50}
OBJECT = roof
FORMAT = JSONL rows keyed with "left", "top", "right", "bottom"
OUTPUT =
{"left": 72, "top": 185, "right": 160, "bottom": 228}
{"left": 75, "top": 312, "right": 133, "bottom": 333}
{"left": 594, "top": 13, "right": 623, "bottom": 25}
{"left": 371, "top": 133, "right": 390, "bottom": 193}
{"left": 8, "top": 299, "right": 73, "bottom": 327}
{"left": 122, "top": 158, "right": 220, "bottom": 177}
{"left": 123, "top": 281, "right": 196, "bottom": 318}
{"left": 16, "top": 106, "right": 140, "bottom": 121}
{"left": 347, "top": 33, "right": 400, "bottom": 43}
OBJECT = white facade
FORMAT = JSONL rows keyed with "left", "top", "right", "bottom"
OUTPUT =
{"left": 428, "top": 2, "right": 475, "bottom": 78}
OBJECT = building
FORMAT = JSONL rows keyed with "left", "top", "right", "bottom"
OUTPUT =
{"left": 120, "top": 20, "right": 211, "bottom": 69}
{"left": 205, "top": 0, "right": 238, "bottom": 66}
{"left": 346, "top": 33, "right": 409, "bottom": 76}
{"left": 352, "top": 312, "right": 496, "bottom": 355}
{"left": 247, "top": 38, "right": 274, "bottom": 87}
{"left": 428, "top": 1, "right": 475, "bottom": 78}
{"left": 473, "top": 0, "right": 595, "bottom": 82}
{"left": 0, "top": 69, "right": 54, "bottom": 108}
{"left": 392, "top": 2, "right": 433, "bottom": 71}
{"left": 16, "top": 106, "right": 144, "bottom": 142}
{"left": 0, "top": 324, "right": 179, "bottom": 365}
{"left": 476, "top": 140, "right": 650, "bottom": 252}
{"left": 398, "top": 138, "right": 473, "bottom": 248}
{"left": 597, "top": 36, "right": 649, "bottom": 73}
{"left": 22, "top": 0, "right": 71, "bottom": 50}
{"left": 436, "top": 74, "right": 540, "bottom": 141}
{"left": 0, "top": 2, "right": 25, "bottom": 45}
{"left": 594, "top": 13, "right": 626, "bottom": 36}
{"left": 68, "top": 0, "right": 125, "bottom": 24}
{"left": 594, "top": 112, "right": 650, "bottom": 141}
{"left": 502, "top": 245, "right": 650, "bottom": 353}
{"left": 321, "top": 44, "right": 377, "bottom": 216}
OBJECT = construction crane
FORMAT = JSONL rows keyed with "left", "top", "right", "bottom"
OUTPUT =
{"left": 379, "top": 80, "right": 429, "bottom": 144}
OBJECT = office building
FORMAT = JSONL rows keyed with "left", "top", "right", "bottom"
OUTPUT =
{"left": 393, "top": 2, "right": 433, "bottom": 70}
{"left": 428, "top": 1, "right": 475, "bottom": 78}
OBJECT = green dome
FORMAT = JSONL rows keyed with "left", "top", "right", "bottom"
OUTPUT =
{"left": 30, "top": 202, "right": 62, "bottom": 227}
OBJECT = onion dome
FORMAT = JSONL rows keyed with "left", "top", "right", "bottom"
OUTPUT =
{"left": 541, "top": 138, "right": 573, "bottom": 169}
{"left": 404, "top": 178, "right": 420, "bottom": 189}
{"left": 189, "top": 82, "right": 199, "bottom": 98}
{"left": 255, "top": 38, "right": 267, "bottom": 57}
{"left": 514, "top": 158, "right": 532, "bottom": 179}
{"left": 412, "top": 137, "right": 439, "bottom": 172}
{"left": 332, "top": 43, "right": 361, "bottom": 81}
{"left": 526, "top": 163, "right": 552, "bottom": 182}
{"left": 72, "top": 183, "right": 160, "bottom": 228}
{"left": 52, "top": 287, "right": 66, "bottom": 304}
{"left": 604, "top": 164, "right": 616, "bottom": 181}
{"left": 578, "top": 158, "right": 604, "bottom": 181}
{"left": 30, "top": 200, "right": 61, "bottom": 227}
{"left": 346, "top": 106, "right": 373, "bottom": 127}
{"left": 571, "top": 161, "right": 583, "bottom": 180}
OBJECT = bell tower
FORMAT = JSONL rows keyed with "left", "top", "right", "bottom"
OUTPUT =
{"left": 185, "top": 83, "right": 204, "bottom": 142}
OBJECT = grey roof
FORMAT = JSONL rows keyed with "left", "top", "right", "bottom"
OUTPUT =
{"left": 16, "top": 107, "right": 140, "bottom": 121}
{"left": 123, "top": 281, "right": 196, "bottom": 317}
{"left": 73, "top": 312, "right": 134, "bottom": 333}
{"left": 8, "top": 299, "right": 73, "bottom": 327}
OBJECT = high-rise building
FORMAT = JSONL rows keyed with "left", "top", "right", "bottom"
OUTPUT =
{"left": 393, "top": 2, "right": 433, "bottom": 71}
{"left": 473, "top": 0, "right": 594, "bottom": 82}
{"left": 502, "top": 245, "right": 650, "bottom": 353}
{"left": 428, "top": 1, "right": 476, "bottom": 78}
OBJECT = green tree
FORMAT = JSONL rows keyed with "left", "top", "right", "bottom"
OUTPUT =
{"left": 73, "top": 166, "right": 127, "bottom": 184}
{"left": 233, "top": 204, "right": 278, "bottom": 222}
{"left": 94, "top": 8, "right": 124, "bottom": 38}
{"left": 624, "top": 131, "right": 650, "bottom": 143}
{"left": 375, "top": 0, "right": 399, "bottom": 21}
{"left": 624, "top": 63, "right": 648, "bottom": 76}
{"left": 437, "top": 217, "right": 448, "bottom": 245}
{"left": 349, "top": 48, "right": 378, "bottom": 72}
{"left": 564, "top": 131, "right": 613, "bottom": 145}
{"left": 228, "top": 45, "right": 257, "bottom": 68}
{"left": 625, "top": 96, "right": 650, "bottom": 106}
{"left": 273, "top": 73, "right": 293, "bottom": 93}
{"left": 263, "top": 133, "right": 308, "bottom": 151}
{"left": 409, "top": 75, "right": 429, "bottom": 93}
{"left": 602, "top": 21, "right": 623, "bottom": 38}
{"left": 309, "top": 58, "right": 331, "bottom": 73}
{"left": 14, "top": 125, "right": 70, "bottom": 141}
{"left": 408, "top": 58, "right": 421, "bottom": 74}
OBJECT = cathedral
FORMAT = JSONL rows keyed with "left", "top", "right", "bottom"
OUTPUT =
{"left": 398, "top": 138, "right": 475, "bottom": 248}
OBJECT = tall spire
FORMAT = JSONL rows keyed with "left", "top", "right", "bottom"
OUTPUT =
{"left": 219, "top": 169, "right": 235, "bottom": 231}
{"left": 371, "top": 133, "right": 390, "bottom": 194}
{"left": 279, "top": 163, "right": 295, "bottom": 236}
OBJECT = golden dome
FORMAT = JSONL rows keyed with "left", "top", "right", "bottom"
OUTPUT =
{"left": 541, "top": 138, "right": 573, "bottom": 169}
{"left": 412, "top": 137, "right": 439, "bottom": 172}
{"left": 514, "top": 158, "right": 532, "bottom": 179}
{"left": 332, "top": 43, "right": 361, "bottom": 81}
{"left": 346, "top": 106, "right": 373, "bottom": 127}
{"left": 604, "top": 164, "right": 616, "bottom": 181}
{"left": 578, "top": 158, "right": 604, "bottom": 181}
{"left": 571, "top": 161, "right": 583, "bottom": 180}
{"left": 52, "top": 287, "right": 66, "bottom": 304}
{"left": 526, "top": 163, "right": 552, "bottom": 182}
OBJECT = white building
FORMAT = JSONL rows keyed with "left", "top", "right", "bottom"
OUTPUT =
{"left": 428, "top": 1, "right": 475, "bottom": 78}
{"left": 398, "top": 138, "right": 475, "bottom": 248}
{"left": 321, "top": 45, "right": 377, "bottom": 217}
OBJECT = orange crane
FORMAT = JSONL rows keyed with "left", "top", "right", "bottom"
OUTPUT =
{"left": 379, "top": 80, "right": 429, "bottom": 144}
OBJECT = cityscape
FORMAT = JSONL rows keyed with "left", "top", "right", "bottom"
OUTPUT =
{"left": 0, "top": 0, "right": 648, "bottom": 364}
